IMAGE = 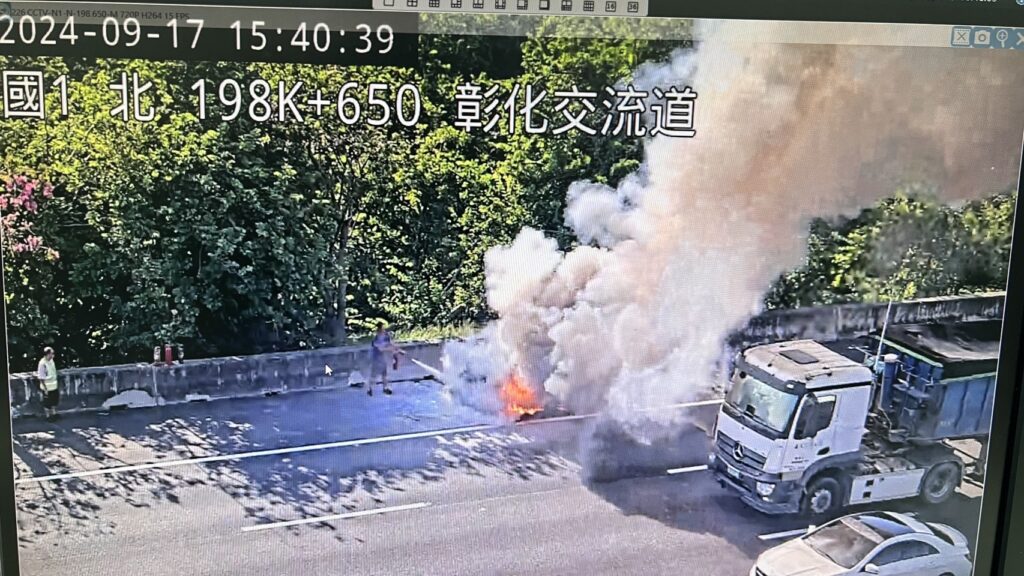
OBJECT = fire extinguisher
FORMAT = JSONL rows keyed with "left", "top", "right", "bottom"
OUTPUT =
{"left": 164, "top": 344, "right": 174, "bottom": 365}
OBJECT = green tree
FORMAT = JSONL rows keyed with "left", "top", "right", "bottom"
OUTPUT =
{"left": 255, "top": 63, "right": 424, "bottom": 343}
{"left": 766, "top": 189, "right": 1017, "bottom": 309}
{"left": 2, "top": 59, "right": 344, "bottom": 363}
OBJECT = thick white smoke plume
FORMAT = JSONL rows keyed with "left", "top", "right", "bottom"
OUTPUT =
{"left": 446, "top": 22, "right": 1024, "bottom": 436}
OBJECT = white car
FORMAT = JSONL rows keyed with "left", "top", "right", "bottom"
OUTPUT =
{"left": 751, "top": 511, "right": 973, "bottom": 576}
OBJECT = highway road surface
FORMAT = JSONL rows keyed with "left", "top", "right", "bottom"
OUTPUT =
{"left": 11, "top": 378, "right": 986, "bottom": 576}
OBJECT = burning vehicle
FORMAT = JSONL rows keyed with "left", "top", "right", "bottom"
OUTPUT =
{"left": 497, "top": 372, "right": 545, "bottom": 420}
{"left": 440, "top": 332, "right": 559, "bottom": 422}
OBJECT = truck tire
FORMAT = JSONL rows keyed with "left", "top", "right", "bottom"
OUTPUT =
{"left": 802, "top": 476, "right": 842, "bottom": 516}
{"left": 921, "top": 462, "right": 961, "bottom": 505}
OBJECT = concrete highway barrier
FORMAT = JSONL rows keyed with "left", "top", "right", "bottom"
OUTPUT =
{"left": 735, "top": 292, "right": 1004, "bottom": 347}
{"left": 8, "top": 340, "right": 443, "bottom": 418}
{"left": 6, "top": 292, "right": 1003, "bottom": 418}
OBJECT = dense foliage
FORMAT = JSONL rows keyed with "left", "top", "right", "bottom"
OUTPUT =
{"left": 765, "top": 190, "right": 1017, "bottom": 309}
{"left": 0, "top": 24, "right": 1015, "bottom": 369}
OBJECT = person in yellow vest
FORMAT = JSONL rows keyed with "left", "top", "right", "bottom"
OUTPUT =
{"left": 37, "top": 346, "right": 59, "bottom": 421}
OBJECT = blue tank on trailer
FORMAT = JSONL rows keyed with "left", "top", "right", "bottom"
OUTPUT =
{"left": 869, "top": 320, "right": 1000, "bottom": 443}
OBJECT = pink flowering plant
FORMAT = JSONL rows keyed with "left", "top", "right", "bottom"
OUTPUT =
{"left": 1, "top": 175, "right": 58, "bottom": 260}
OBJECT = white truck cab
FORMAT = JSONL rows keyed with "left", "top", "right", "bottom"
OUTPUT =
{"left": 712, "top": 340, "right": 874, "bottom": 514}
{"left": 712, "top": 323, "right": 996, "bottom": 516}
{"left": 711, "top": 331, "right": 981, "bottom": 516}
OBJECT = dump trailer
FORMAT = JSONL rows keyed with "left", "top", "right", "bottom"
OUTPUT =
{"left": 709, "top": 320, "right": 999, "bottom": 516}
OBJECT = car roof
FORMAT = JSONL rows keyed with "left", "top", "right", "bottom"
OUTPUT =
{"left": 838, "top": 511, "right": 935, "bottom": 539}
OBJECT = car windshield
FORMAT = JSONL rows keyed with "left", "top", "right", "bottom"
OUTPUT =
{"left": 803, "top": 517, "right": 884, "bottom": 569}
{"left": 725, "top": 371, "right": 800, "bottom": 435}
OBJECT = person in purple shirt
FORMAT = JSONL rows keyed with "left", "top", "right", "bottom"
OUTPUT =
{"left": 368, "top": 321, "right": 404, "bottom": 396}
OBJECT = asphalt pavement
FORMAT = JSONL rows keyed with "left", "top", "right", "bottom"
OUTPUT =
{"left": 10, "top": 378, "right": 986, "bottom": 576}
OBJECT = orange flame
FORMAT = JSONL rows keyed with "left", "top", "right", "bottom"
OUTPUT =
{"left": 498, "top": 372, "right": 543, "bottom": 419}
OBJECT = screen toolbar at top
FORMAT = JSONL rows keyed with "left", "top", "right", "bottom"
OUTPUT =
{"left": 1, "top": 1, "right": 1022, "bottom": 66}
{"left": 372, "top": 0, "right": 650, "bottom": 17}
{"left": 3, "top": 0, "right": 1024, "bottom": 25}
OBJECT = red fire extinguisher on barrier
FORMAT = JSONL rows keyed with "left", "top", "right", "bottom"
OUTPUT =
{"left": 164, "top": 344, "right": 174, "bottom": 365}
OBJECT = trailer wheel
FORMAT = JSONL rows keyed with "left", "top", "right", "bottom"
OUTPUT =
{"left": 921, "top": 462, "right": 961, "bottom": 505}
{"left": 802, "top": 476, "right": 842, "bottom": 516}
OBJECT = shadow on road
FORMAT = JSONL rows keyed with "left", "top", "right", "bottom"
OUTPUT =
{"left": 12, "top": 385, "right": 987, "bottom": 556}
{"left": 12, "top": 384, "right": 574, "bottom": 544}
{"left": 591, "top": 474, "right": 785, "bottom": 558}
{"left": 13, "top": 423, "right": 190, "bottom": 541}
{"left": 575, "top": 414, "right": 986, "bottom": 559}
{"left": 574, "top": 415, "right": 797, "bottom": 558}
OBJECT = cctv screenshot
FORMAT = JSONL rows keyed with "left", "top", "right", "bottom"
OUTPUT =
{"left": 1, "top": 1, "right": 1023, "bottom": 575}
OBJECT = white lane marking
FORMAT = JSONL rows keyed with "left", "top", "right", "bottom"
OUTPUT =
{"left": 649, "top": 399, "right": 725, "bottom": 411}
{"left": 666, "top": 465, "right": 709, "bottom": 475}
{"left": 758, "top": 528, "right": 809, "bottom": 541}
{"left": 520, "top": 399, "right": 723, "bottom": 426}
{"left": 15, "top": 424, "right": 495, "bottom": 485}
{"left": 17, "top": 398, "right": 724, "bottom": 484}
{"left": 409, "top": 358, "right": 444, "bottom": 381}
{"left": 519, "top": 413, "right": 594, "bottom": 425}
{"left": 241, "top": 502, "right": 431, "bottom": 533}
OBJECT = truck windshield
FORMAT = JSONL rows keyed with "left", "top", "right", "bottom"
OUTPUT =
{"left": 725, "top": 371, "right": 800, "bottom": 435}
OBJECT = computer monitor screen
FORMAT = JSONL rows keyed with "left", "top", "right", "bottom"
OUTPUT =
{"left": 2, "top": 3, "right": 1023, "bottom": 576}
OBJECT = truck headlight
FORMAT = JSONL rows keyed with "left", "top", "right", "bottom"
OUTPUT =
{"left": 756, "top": 482, "right": 776, "bottom": 497}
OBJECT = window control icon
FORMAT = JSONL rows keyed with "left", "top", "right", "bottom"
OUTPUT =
{"left": 951, "top": 27, "right": 971, "bottom": 47}
{"left": 972, "top": 28, "right": 992, "bottom": 47}
{"left": 993, "top": 29, "right": 1011, "bottom": 48}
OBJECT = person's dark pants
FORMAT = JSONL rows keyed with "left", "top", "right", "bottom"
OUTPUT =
{"left": 41, "top": 389, "right": 59, "bottom": 409}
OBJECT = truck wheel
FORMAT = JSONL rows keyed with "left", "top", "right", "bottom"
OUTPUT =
{"left": 921, "top": 462, "right": 961, "bottom": 505}
{"left": 802, "top": 476, "right": 842, "bottom": 516}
